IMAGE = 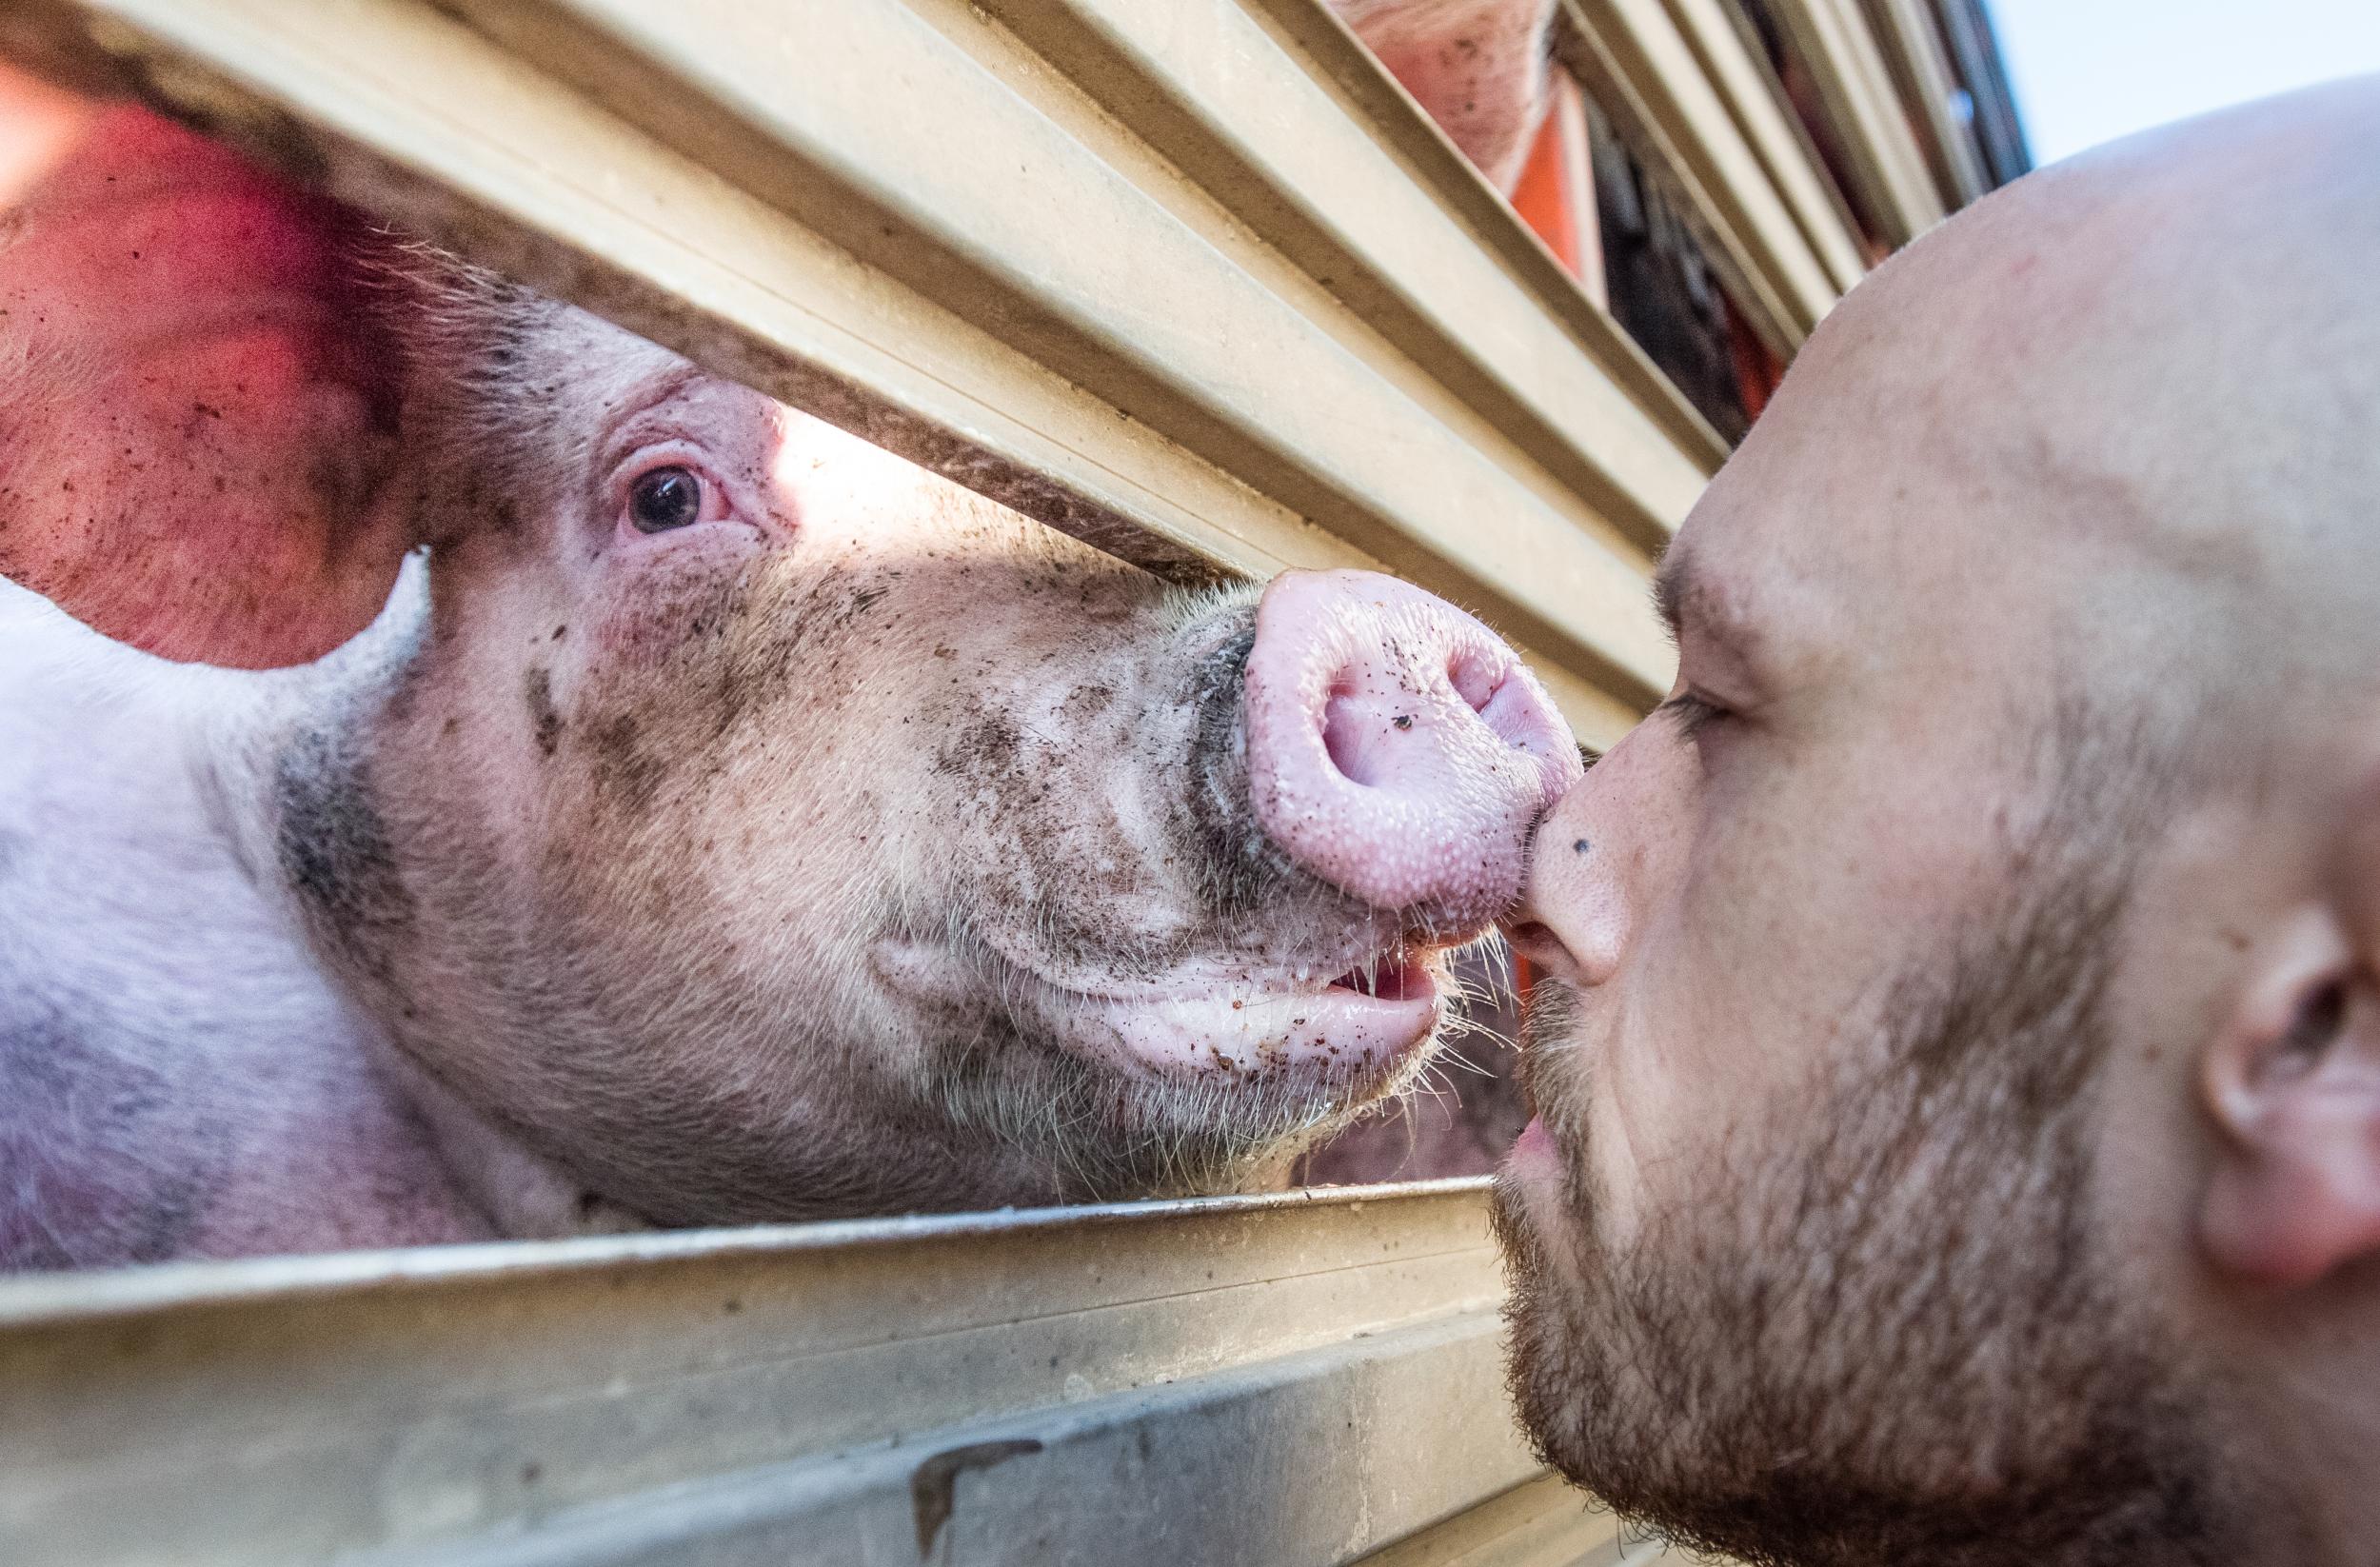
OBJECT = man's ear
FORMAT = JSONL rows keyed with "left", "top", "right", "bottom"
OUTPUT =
{"left": 2200, "top": 803, "right": 2380, "bottom": 1288}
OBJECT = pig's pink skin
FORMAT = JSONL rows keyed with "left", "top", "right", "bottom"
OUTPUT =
{"left": 0, "top": 594, "right": 498, "bottom": 1265}
{"left": 1328, "top": 0, "right": 1557, "bottom": 190}
{"left": 0, "top": 108, "right": 407, "bottom": 668}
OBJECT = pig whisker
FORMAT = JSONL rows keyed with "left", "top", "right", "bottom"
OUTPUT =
{"left": 1431, "top": 1044, "right": 1497, "bottom": 1080}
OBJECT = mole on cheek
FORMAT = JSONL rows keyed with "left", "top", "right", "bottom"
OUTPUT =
{"left": 1574, "top": 838, "right": 1591, "bottom": 855}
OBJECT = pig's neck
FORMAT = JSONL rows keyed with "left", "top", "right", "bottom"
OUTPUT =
{"left": 210, "top": 567, "right": 648, "bottom": 1246}
{"left": 368, "top": 1046, "right": 654, "bottom": 1240}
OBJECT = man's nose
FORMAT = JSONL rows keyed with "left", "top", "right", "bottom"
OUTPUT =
{"left": 1502, "top": 721, "right": 1691, "bottom": 988}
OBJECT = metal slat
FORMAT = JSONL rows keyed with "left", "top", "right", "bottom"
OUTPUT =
{"left": 1927, "top": 0, "right": 2031, "bottom": 187}
{"left": 10, "top": 0, "right": 1725, "bottom": 744}
{"left": 370, "top": 1312, "right": 1521, "bottom": 1566}
{"left": 1557, "top": 0, "right": 1853, "bottom": 357}
{"left": 0, "top": 1181, "right": 1573, "bottom": 1566}
{"left": 1200, "top": 0, "right": 1723, "bottom": 467}
{"left": 1557, "top": 0, "right": 1794, "bottom": 356}
{"left": 1354, "top": 1478, "right": 1604, "bottom": 1566}
{"left": 1858, "top": 0, "right": 1989, "bottom": 208}
{"left": 1656, "top": 0, "right": 1869, "bottom": 292}
{"left": 1761, "top": 0, "right": 1946, "bottom": 246}
{"left": 1348, "top": 1475, "right": 1704, "bottom": 1566}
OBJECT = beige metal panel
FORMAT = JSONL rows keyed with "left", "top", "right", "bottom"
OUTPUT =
{"left": 1657, "top": 0, "right": 1869, "bottom": 293}
{"left": 1353, "top": 1475, "right": 1620, "bottom": 1567}
{"left": 1230, "top": 0, "right": 1699, "bottom": 459}
{"left": 1003, "top": 0, "right": 1721, "bottom": 466}
{"left": 455, "top": 0, "right": 1719, "bottom": 537}
{"left": 0, "top": 1181, "right": 1566, "bottom": 1566}
{"left": 14, "top": 0, "right": 1712, "bottom": 745}
{"left": 1763, "top": 0, "right": 1946, "bottom": 247}
{"left": 1557, "top": 0, "right": 1845, "bottom": 356}
{"left": 1351, "top": 1474, "right": 1711, "bottom": 1567}
{"left": 367, "top": 1313, "right": 1523, "bottom": 1566}
{"left": 1859, "top": 0, "right": 1989, "bottom": 208}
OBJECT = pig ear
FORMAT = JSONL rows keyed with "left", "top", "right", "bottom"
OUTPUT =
{"left": 1335, "top": 0, "right": 1557, "bottom": 192}
{"left": 0, "top": 102, "right": 412, "bottom": 668}
{"left": 0, "top": 432, "right": 412, "bottom": 670}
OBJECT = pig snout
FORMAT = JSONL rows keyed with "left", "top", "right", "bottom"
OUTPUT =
{"left": 1240, "top": 569, "right": 1582, "bottom": 936}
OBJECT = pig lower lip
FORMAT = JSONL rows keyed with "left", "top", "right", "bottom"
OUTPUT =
{"left": 1090, "top": 983, "right": 1439, "bottom": 1076}
{"left": 870, "top": 937, "right": 1439, "bottom": 1081}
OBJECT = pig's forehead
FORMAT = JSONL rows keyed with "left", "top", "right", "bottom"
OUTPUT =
{"left": 412, "top": 283, "right": 727, "bottom": 440}
{"left": 388, "top": 254, "right": 903, "bottom": 488}
{"left": 483, "top": 293, "right": 685, "bottom": 405}
{"left": 383, "top": 250, "right": 676, "bottom": 403}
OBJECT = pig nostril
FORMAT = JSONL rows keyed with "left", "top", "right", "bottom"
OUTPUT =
{"left": 1478, "top": 678, "right": 1550, "bottom": 757}
{"left": 1448, "top": 649, "right": 1503, "bottom": 714}
{"left": 1450, "top": 647, "right": 1549, "bottom": 757}
{"left": 1242, "top": 568, "right": 1583, "bottom": 925}
{"left": 1321, "top": 691, "right": 1385, "bottom": 786}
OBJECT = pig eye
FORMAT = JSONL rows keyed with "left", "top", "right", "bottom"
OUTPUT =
{"left": 627, "top": 466, "right": 706, "bottom": 533}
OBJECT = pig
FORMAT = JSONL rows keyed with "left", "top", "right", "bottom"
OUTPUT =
{"left": 1297, "top": 949, "right": 1535, "bottom": 1183}
{"left": 0, "top": 77, "right": 1579, "bottom": 1269}
{"left": 1328, "top": 0, "right": 1558, "bottom": 190}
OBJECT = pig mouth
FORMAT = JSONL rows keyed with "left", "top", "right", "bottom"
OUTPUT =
{"left": 1050, "top": 954, "right": 1443, "bottom": 1081}
{"left": 875, "top": 932, "right": 1447, "bottom": 1086}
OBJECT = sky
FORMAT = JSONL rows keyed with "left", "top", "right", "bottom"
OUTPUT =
{"left": 1988, "top": 0, "right": 2380, "bottom": 165}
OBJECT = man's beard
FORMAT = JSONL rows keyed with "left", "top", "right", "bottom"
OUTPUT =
{"left": 1493, "top": 836, "right": 2276, "bottom": 1566}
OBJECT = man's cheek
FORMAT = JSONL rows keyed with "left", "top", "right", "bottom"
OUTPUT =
{"left": 1567, "top": 984, "right": 1688, "bottom": 1245}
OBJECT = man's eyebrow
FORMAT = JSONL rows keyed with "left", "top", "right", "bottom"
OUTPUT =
{"left": 1651, "top": 547, "right": 1694, "bottom": 648}
{"left": 1651, "top": 545, "right": 1762, "bottom": 670}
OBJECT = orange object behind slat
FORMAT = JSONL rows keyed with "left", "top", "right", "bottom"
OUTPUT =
{"left": 1508, "top": 72, "right": 1606, "bottom": 307}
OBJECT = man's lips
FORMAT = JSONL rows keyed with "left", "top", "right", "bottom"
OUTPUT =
{"left": 1507, "top": 1115, "right": 1562, "bottom": 1180}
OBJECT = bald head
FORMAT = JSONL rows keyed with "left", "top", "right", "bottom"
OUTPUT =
{"left": 1794, "top": 76, "right": 2380, "bottom": 706}
{"left": 1497, "top": 76, "right": 2380, "bottom": 1567}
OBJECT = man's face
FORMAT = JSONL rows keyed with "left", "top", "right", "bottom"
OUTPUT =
{"left": 1493, "top": 297, "right": 2264, "bottom": 1563}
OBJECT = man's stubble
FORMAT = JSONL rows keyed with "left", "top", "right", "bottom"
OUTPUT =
{"left": 1494, "top": 785, "right": 2283, "bottom": 1565}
